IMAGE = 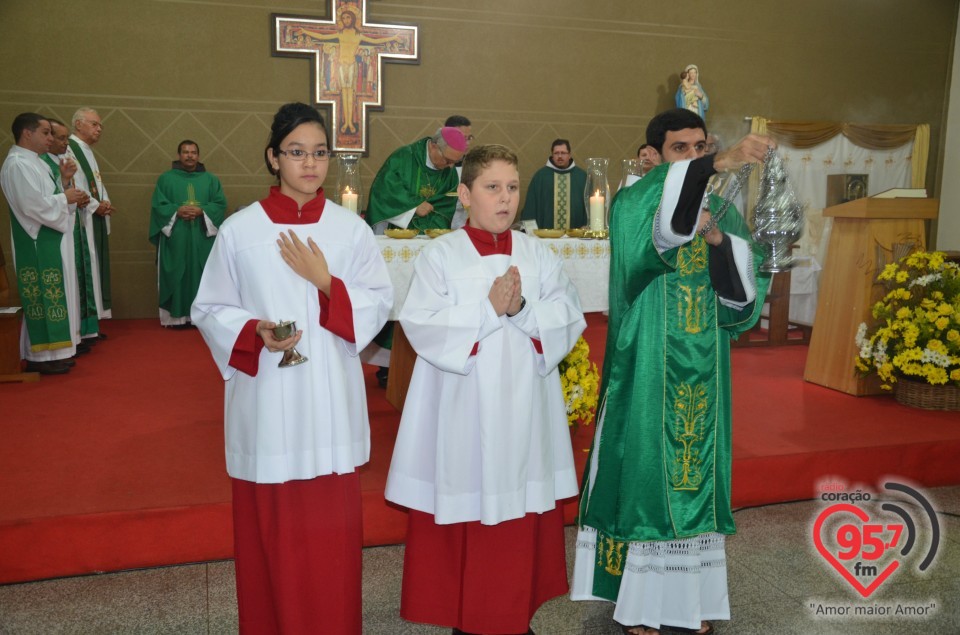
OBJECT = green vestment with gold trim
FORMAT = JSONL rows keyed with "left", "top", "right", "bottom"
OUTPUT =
{"left": 365, "top": 138, "right": 460, "bottom": 232}
{"left": 42, "top": 153, "right": 99, "bottom": 337}
{"left": 521, "top": 164, "right": 588, "bottom": 230}
{"left": 578, "top": 164, "right": 771, "bottom": 600}
{"left": 149, "top": 168, "right": 227, "bottom": 319}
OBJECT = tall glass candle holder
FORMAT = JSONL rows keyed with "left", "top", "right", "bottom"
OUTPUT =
{"left": 618, "top": 158, "right": 642, "bottom": 191}
{"left": 336, "top": 153, "right": 362, "bottom": 213}
{"left": 583, "top": 158, "right": 610, "bottom": 232}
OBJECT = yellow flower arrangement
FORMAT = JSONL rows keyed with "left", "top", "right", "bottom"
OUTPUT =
{"left": 855, "top": 250, "right": 960, "bottom": 389}
{"left": 559, "top": 336, "right": 600, "bottom": 431}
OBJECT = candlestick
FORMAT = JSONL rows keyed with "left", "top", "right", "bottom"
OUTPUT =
{"left": 336, "top": 153, "right": 362, "bottom": 214}
{"left": 342, "top": 187, "right": 359, "bottom": 213}
{"left": 583, "top": 157, "right": 610, "bottom": 232}
{"left": 589, "top": 191, "right": 605, "bottom": 231}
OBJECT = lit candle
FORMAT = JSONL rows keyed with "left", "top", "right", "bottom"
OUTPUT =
{"left": 342, "top": 186, "right": 359, "bottom": 213}
{"left": 589, "top": 190, "right": 605, "bottom": 231}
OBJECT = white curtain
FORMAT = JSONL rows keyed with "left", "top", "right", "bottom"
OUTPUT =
{"left": 771, "top": 137, "right": 913, "bottom": 266}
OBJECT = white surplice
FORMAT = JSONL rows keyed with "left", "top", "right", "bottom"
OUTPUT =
{"left": 66, "top": 134, "right": 110, "bottom": 319}
{"left": 191, "top": 200, "right": 393, "bottom": 484}
{"left": 1, "top": 146, "right": 77, "bottom": 361}
{"left": 385, "top": 229, "right": 586, "bottom": 525}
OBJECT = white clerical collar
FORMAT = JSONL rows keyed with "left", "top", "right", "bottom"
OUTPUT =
{"left": 546, "top": 158, "right": 577, "bottom": 173}
{"left": 425, "top": 146, "right": 438, "bottom": 171}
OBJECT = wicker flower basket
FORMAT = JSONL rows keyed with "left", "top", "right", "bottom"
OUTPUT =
{"left": 894, "top": 378, "right": 960, "bottom": 411}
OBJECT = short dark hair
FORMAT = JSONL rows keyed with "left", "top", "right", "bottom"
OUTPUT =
{"left": 12, "top": 112, "right": 47, "bottom": 143}
{"left": 637, "top": 143, "right": 650, "bottom": 156}
{"left": 178, "top": 139, "right": 199, "bottom": 154}
{"left": 551, "top": 138, "right": 571, "bottom": 153}
{"left": 444, "top": 115, "right": 471, "bottom": 128}
{"left": 264, "top": 102, "right": 329, "bottom": 176}
{"left": 47, "top": 117, "right": 66, "bottom": 129}
{"left": 645, "top": 108, "right": 707, "bottom": 154}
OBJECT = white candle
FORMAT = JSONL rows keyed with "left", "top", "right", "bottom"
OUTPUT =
{"left": 342, "top": 187, "right": 359, "bottom": 213}
{"left": 589, "top": 190, "right": 605, "bottom": 231}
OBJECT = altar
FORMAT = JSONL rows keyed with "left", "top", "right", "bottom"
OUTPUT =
{"left": 374, "top": 234, "right": 611, "bottom": 318}
{"left": 365, "top": 233, "right": 610, "bottom": 407}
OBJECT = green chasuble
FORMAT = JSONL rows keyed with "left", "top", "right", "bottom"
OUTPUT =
{"left": 148, "top": 168, "right": 227, "bottom": 318}
{"left": 365, "top": 137, "right": 460, "bottom": 232}
{"left": 578, "top": 164, "right": 770, "bottom": 600}
{"left": 42, "top": 154, "right": 98, "bottom": 337}
{"left": 521, "top": 163, "right": 588, "bottom": 230}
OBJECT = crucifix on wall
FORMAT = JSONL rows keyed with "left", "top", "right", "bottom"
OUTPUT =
{"left": 273, "top": 0, "right": 419, "bottom": 153}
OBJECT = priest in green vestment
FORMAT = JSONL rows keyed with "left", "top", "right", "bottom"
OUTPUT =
{"left": 45, "top": 119, "right": 99, "bottom": 344}
{"left": 69, "top": 107, "right": 114, "bottom": 321}
{"left": 365, "top": 127, "right": 466, "bottom": 233}
{"left": 149, "top": 140, "right": 227, "bottom": 326}
{"left": 1, "top": 113, "right": 89, "bottom": 375}
{"left": 571, "top": 109, "right": 775, "bottom": 635}
{"left": 363, "top": 127, "right": 467, "bottom": 387}
{"left": 521, "top": 139, "right": 588, "bottom": 230}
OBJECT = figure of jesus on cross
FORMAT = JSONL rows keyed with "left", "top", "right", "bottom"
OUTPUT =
{"left": 274, "top": 0, "right": 419, "bottom": 153}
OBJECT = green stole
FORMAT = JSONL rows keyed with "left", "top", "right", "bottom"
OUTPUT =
{"left": 552, "top": 172, "right": 571, "bottom": 229}
{"left": 68, "top": 138, "right": 111, "bottom": 311}
{"left": 10, "top": 160, "right": 71, "bottom": 351}
{"left": 42, "top": 154, "right": 99, "bottom": 336}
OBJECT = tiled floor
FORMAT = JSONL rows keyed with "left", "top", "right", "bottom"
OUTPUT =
{"left": 1, "top": 486, "right": 958, "bottom": 634}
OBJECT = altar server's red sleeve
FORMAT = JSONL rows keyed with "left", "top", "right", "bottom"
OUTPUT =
{"left": 229, "top": 319, "right": 266, "bottom": 376}
{"left": 318, "top": 276, "right": 356, "bottom": 343}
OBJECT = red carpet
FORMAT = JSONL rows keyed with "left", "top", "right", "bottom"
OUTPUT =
{"left": 1, "top": 315, "right": 958, "bottom": 584}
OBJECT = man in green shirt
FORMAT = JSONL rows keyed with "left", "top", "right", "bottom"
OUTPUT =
{"left": 149, "top": 140, "right": 227, "bottom": 327}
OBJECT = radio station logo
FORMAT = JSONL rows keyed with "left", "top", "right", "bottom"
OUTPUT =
{"left": 811, "top": 479, "right": 941, "bottom": 599}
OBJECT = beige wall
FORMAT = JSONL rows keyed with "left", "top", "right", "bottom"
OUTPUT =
{"left": 1, "top": 0, "right": 957, "bottom": 317}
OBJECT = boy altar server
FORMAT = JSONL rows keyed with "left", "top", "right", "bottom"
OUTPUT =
{"left": 192, "top": 102, "right": 393, "bottom": 634}
{"left": 386, "top": 144, "right": 586, "bottom": 635}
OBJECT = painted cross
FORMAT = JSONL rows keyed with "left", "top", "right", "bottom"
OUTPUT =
{"left": 273, "top": 0, "right": 419, "bottom": 153}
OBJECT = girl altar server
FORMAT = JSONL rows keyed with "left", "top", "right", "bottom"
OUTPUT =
{"left": 385, "top": 144, "right": 586, "bottom": 635}
{"left": 192, "top": 102, "right": 393, "bottom": 634}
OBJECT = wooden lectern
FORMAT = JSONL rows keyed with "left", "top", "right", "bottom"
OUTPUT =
{"left": 803, "top": 194, "right": 939, "bottom": 395}
{"left": 0, "top": 309, "right": 38, "bottom": 383}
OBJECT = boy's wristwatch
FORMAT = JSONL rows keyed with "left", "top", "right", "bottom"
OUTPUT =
{"left": 507, "top": 296, "right": 526, "bottom": 317}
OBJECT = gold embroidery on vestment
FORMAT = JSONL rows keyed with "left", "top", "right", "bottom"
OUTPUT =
{"left": 677, "top": 238, "right": 707, "bottom": 276}
{"left": 677, "top": 284, "right": 707, "bottom": 334}
{"left": 598, "top": 534, "right": 625, "bottom": 576}
{"left": 671, "top": 382, "right": 707, "bottom": 491}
